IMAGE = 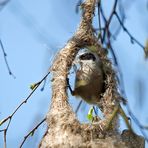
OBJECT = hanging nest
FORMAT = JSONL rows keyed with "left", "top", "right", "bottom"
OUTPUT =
{"left": 39, "top": 43, "right": 144, "bottom": 148}
{"left": 93, "top": 44, "right": 121, "bottom": 130}
{"left": 39, "top": 0, "right": 144, "bottom": 147}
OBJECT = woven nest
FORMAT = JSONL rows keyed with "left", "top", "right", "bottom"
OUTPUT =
{"left": 94, "top": 46, "right": 120, "bottom": 116}
{"left": 39, "top": 44, "right": 144, "bottom": 148}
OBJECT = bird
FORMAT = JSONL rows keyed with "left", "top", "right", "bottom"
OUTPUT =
{"left": 72, "top": 50, "right": 105, "bottom": 105}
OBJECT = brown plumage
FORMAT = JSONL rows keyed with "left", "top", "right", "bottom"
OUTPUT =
{"left": 73, "top": 52, "right": 104, "bottom": 105}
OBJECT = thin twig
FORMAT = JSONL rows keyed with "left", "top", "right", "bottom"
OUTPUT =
{"left": 103, "top": 4, "right": 147, "bottom": 141}
{"left": 99, "top": 5, "right": 116, "bottom": 41}
{"left": 4, "top": 130, "right": 6, "bottom": 148}
{"left": 112, "top": 14, "right": 125, "bottom": 39}
{"left": 114, "top": 11, "right": 145, "bottom": 50}
{"left": 75, "top": 0, "right": 82, "bottom": 13}
{"left": 20, "top": 118, "right": 46, "bottom": 148}
{"left": 0, "top": 71, "right": 50, "bottom": 148}
{"left": 102, "top": 0, "right": 118, "bottom": 42}
{"left": 40, "top": 78, "right": 47, "bottom": 91}
{"left": 97, "top": 1, "right": 103, "bottom": 43}
{"left": 75, "top": 100, "right": 83, "bottom": 114}
{"left": 0, "top": 0, "right": 10, "bottom": 11}
{"left": 110, "top": 0, "right": 126, "bottom": 40}
{"left": 0, "top": 39, "right": 16, "bottom": 78}
{"left": 98, "top": 3, "right": 118, "bottom": 65}
{"left": 125, "top": 103, "right": 148, "bottom": 142}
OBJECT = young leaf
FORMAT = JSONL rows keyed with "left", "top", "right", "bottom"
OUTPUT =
{"left": 0, "top": 119, "right": 5, "bottom": 126}
{"left": 30, "top": 82, "right": 39, "bottom": 90}
{"left": 87, "top": 107, "right": 94, "bottom": 121}
{"left": 30, "top": 131, "right": 35, "bottom": 136}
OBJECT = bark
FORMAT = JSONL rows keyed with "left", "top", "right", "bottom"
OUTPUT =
{"left": 39, "top": 0, "right": 145, "bottom": 147}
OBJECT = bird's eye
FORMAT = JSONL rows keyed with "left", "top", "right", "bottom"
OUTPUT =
{"left": 79, "top": 53, "right": 96, "bottom": 61}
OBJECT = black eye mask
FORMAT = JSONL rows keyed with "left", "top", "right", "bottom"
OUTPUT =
{"left": 79, "top": 53, "right": 96, "bottom": 61}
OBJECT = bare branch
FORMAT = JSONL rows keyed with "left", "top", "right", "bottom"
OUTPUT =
{"left": 75, "top": 100, "right": 83, "bottom": 114}
{"left": 20, "top": 118, "right": 46, "bottom": 148}
{"left": 0, "top": 0, "right": 10, "bottom": 11}
{"left": 102, "top": 0, "right": 118, "bottom": 42}
{"left": 125, "top": 102, "right": 148, "bottom": 142}
{"left": 0, "top": 71, "right": 50, "bottom": 147}
{"left": 114, "top": 12, "right": 145, "bottom": 50}
{"left": 0, "top": 39, "right": 15, "bottom": 78}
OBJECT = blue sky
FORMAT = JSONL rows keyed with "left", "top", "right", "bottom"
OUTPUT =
{"left": 0, "top": 0, "right": 148, "bottom": 147}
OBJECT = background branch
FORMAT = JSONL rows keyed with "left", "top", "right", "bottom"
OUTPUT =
{"left": 0, "top": 71, "right": 50, "bottom": 148}
{"left": 0, "top": 39, "right": 15, "bottom": 78}
{"left": 20, "top": 118, "right": 46, "bottom": 148}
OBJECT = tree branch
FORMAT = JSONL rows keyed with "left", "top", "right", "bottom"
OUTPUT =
{"left": 20, "top": 118, "right": 46, "bottom": 148}
{"left": 0, "top": 39, "right": 15, "bottom": 78}
{"left": 114, "top": 11, "right": 145, "bottom": 50}
{"left": 0, "top": 71, "right": 50, "bottom": 148}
